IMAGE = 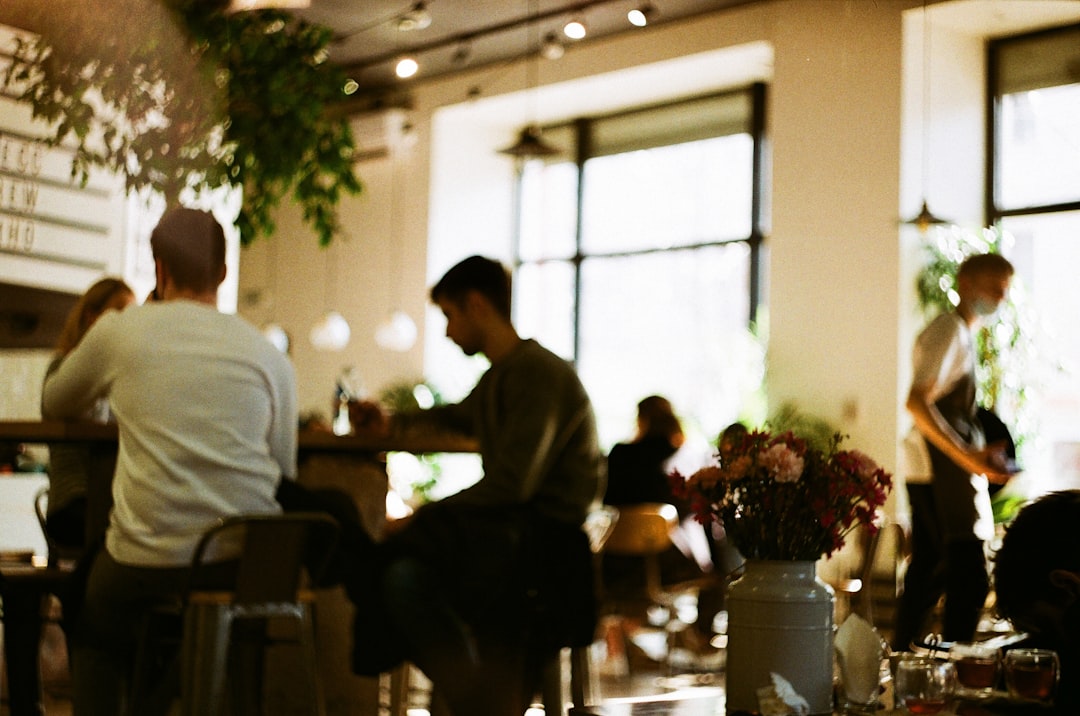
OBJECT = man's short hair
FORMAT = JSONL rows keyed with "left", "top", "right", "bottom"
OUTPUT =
{"left": 430, "top": 255, "right": 512, "bottom": 320}
{"left": 957, "top": 252, "right": 1014, "bottom": 281}
{"left": 150, "top": 208, "right": 226, "bottom": 293}
{"left": 993, "top": 490, "right": 1080, "bottom": 626}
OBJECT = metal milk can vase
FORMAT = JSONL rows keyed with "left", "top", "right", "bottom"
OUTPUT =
{"left": 725, "top": 560, "right": 835, "bottom": 715}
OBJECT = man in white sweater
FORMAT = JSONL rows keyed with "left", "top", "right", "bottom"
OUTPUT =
{"left": 42, "top": 208, "right": 298, "bottom": 715}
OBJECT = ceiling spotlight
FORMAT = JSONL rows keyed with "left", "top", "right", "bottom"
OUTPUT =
{"left": 397, "top": 2, "right": 432, "bottom": 32}
{"left": 627, "top": 3, "right": 656, "bottom": 27}
{"left": 540, "top": 32, "right": 565, "bottom": 60}
{"left": 395, "top": 56, "right": 419, "bottom": 79}
{"left": 563, "top": 16, "right": 587, "bottom": 40}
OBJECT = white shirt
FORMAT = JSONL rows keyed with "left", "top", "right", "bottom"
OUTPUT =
{"left": 42, "top": 301, "right": 298, "bottom": 566}
{"left": 901, "top": 312, "right": 975, "bottom": 484}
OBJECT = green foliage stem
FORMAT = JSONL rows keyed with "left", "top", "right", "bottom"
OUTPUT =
{"left": 2, "top": 0, "right": 360, "bottom": 246}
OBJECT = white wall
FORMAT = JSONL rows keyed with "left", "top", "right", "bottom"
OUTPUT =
{"left": 233, "top": 0, "right": 1080, "bottom": 480}
{"left": 237, "top": 146, "right": 428, "bottom": 421}
{"left": 248, "top": 0, "right": 914, "bottom": 463}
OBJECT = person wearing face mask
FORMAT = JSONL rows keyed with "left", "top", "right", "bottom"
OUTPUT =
{"left": 993, "top": 490, "right": 1080, "bottom": 712}
{"left": 893, "top": 252, "right": 1018, "bottom": 652}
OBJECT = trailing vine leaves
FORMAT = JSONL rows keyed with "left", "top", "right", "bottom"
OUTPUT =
{"left": 2, "top": 0, "right": 360, "bottom": 245}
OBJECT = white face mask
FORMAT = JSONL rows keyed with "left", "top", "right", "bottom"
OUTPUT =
{"left": 971, "top": 296, "right": 1000, "bottom": 320}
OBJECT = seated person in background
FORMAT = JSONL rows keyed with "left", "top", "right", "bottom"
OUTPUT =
{"left": 603, "top": 395, "right": 705, "bottom": 582}
{"left": 43, "top": 277, "right": 136, "bottom": 551}
{"left": 42, "top": 208, "right": 298, "bottom": 716}
{"left": 993, "top": 490, "right": 1080, "bottom": 713}
{"left": 707, "top": 421, "right": 749, "bottom": 580}
{"left": 717, "top": 420, "right": 749, "bottom": 461}
{"left": 605, "top": 395, "right": 689, "bottom": 511}
{"left": 603, "top": 396, "right": 723, "bottom": 651}
{"left": 347, "top": 255, "right": 602, "bottom": 716}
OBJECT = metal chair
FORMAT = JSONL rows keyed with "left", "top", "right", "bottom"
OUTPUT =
{"left": 33, "top": 487, "right": 84, "bottom": 567}
{"left": 597, "top": 502, "right": 716, "bottom": 676}
{"left": 131, "top": 512, "right": 340, "bottom": 716}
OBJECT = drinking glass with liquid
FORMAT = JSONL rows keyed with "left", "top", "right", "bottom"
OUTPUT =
{"left": 949, "top": 641, "right": 1000, "bottom": 697}
{"left": 894, "top": 655, "right": 956, "bottom": 714}
{"left": 1004, "top": 648, "right": 1059, "bottom": 703}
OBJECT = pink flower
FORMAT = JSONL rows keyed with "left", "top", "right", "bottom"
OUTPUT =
{"left": 844, "top": 449, "right": 881, "bottom": 480}
{"left": 672, "top": 429, "right": 893, "bottom": 561}
{"left": 759, "top": 443, "right": 804, "bottom": 482}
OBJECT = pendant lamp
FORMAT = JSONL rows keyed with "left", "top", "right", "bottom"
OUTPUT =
{"left": 376, "top": 119, "right": 418, "bottom": 352}
{"left": 499, "top": 125, "right": 560, "bottom": 158}
{"left": 499, "top": 0, "right": 560, "bottom": 160}
{"left": 902, "top": 1, "right": 950, "bottom": 232}
{"left": 309, "top": 242, "right": 351, "bottom": 352}
{"left": 907, "top": 200, "right": 949, "bottom": 233}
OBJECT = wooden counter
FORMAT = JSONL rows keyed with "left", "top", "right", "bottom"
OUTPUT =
{"left": 0, "top": 419, "right": 477, "bottom": 454}
{"left": 0, "top": 420, "right": 478, "bottom": 716}
{"left": 1, "top": 420, "right": 476, "bottom": 558}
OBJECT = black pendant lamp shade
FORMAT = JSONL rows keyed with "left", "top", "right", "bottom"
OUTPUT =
{"left": 499, "top": 125, "right": 560, "bottom": 158}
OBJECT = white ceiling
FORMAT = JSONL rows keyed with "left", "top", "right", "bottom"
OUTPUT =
{"left": 294, "top": 0, "right": 763, "bottom": 101}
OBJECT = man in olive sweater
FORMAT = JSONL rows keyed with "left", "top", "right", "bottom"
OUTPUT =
{"left": 348, "top": 255, "right": 603, "bottom": 715}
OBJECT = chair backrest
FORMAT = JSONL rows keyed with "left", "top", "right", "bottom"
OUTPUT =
{"left": 33, "top": 486, "right": 49, "bottom": 543}
{"left": 602, "top": 503, "right": 679, "bottom": 557}
{"left": 188, "top": 512, "right": 340, "bottom": 605}
{"left": 33, "top": 487, "right": 84, "bottom": 566}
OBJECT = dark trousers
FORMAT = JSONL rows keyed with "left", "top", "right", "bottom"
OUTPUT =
{"left": 0, "top": 569, "right": 61, "bottom": 716}
{"left": 894, "top": 483, "right": 989, "bottom": 650}
{"left": 348, "top": 501, "right": 595, "bottom": 716}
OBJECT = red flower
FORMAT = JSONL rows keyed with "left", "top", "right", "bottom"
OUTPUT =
{"left": 676, "top": 430, "right": 893, "bottom": 561}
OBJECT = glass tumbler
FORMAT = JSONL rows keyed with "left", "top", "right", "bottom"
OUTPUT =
{"left": 1004, "top": 648, "right": 1059, "bottom": 703}
{"left": 949, "top": 641, "right": 1000, "bottom": 697}
{"left": 894, "top": 655, "right": 956, "bottom": 715}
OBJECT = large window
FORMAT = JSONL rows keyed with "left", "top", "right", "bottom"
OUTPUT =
{"left": 513, "top": 86, "right": 767, "bottom": 450}
{"left": 988, "top": 24, "right": 1080, "bottom": 491}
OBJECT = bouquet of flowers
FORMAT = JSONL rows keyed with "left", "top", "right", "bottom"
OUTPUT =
{"left": 673, "top": 430, "right": 892, "bottom": 561}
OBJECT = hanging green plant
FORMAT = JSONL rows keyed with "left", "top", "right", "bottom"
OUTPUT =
{"left": 1, "top": 0, "right": 360, "bottom": 246}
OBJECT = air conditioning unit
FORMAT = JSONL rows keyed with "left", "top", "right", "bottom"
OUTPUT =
{"left": 351, "top": 108, "right": 412, "bottom": 163}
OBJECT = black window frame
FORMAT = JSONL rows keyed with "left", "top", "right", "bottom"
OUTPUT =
{"left": 511, "top": 81, "right": 769, "bottom": 365}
